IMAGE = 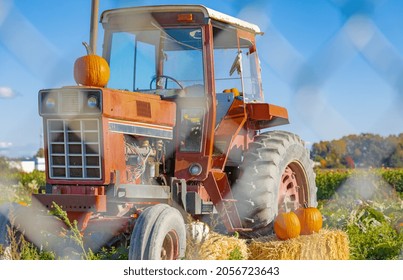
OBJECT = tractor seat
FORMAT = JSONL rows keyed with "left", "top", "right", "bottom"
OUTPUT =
{"left": 223, "top": 88, "right": 241, "bottom": 97}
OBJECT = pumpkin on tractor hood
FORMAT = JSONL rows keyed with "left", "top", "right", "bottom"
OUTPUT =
{"left": 74, "top": 42, "right": 110, "bottom": 87}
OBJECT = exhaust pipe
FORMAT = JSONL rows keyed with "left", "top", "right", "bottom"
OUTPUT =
{"left": 89, "top": 0, "right": 99, "bottom": 53}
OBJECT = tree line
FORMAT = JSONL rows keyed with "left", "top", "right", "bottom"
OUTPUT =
{"left": 311, "top": 133, "right": 403, "bottom": 168}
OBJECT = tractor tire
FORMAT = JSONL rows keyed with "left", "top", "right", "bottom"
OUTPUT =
{"left": 129, "top": 204, "right": 170, "bottom": 260}
{"left": 234, "top": 130, "right": 317, "bottom": 237}
{"left": 129, "top": 204, "right": 186, "bottom": 260}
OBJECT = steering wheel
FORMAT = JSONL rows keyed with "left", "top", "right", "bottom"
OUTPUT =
{"left": 149, "top": 75, "right": 184, "bottom": 90}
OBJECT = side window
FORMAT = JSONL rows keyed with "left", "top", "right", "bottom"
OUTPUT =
{"left": 240, "top": 39, "right": 263, "bottom": 103}
{"left": 134, "top": 41, "right": 156, "bottom": 90}
{"left": 108, "top": 31, "right": 158, "bottom": 91}
{"left": 213, "top": 28, "right": 242, "bottom": 93}
{"left": 108, "top": 32, "right": 136, "bottom": 91}
{"left": 212, "top": 27, "right": 263, "bottom": 102}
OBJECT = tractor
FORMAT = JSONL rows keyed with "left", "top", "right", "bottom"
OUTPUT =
{"left": 0, "top": 4, "right": 316, "bottom": 260}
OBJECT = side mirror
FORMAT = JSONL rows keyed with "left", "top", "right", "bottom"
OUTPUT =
{"left": 229, "top": 51, "right": 242, "bottom": 76}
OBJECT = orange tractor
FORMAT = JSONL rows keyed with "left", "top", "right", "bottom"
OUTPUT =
{"left": 1, "top": 5, "right": 316, "bottom": 259}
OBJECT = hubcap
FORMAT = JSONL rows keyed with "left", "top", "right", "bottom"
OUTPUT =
{"left": 161, "top": 230, "right": 179, "bottom": 260}
{"left": 278, "top": 162, "right": 308, "bottom": 212}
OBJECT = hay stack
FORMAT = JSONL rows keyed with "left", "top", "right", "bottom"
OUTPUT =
{"left": 248, "top": 229, "right": 349, "bottom": 260}
{"left": 194, "top": 232, "right": 249, "bottom": 260}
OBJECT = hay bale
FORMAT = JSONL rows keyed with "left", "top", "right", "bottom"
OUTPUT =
{"left": 196, "top": 232, "right": 249, "bottom": 260}
{"left": 248, "top": 229, "right": 349, "bottom": 260}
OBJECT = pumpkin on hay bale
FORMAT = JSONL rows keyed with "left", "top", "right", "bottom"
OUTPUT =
{"left": 294, "top": 204, "right": 323, "bottom": 235}
{"left": 273, "top": 211, "right": 301, "bottom": 240}
{"left": 248, "top": 229, "right": 349, "bottom": 260}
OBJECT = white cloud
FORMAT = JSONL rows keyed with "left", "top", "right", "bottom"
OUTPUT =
{"left": 0, "top": 87, "right": 19, "bottom": 98}
{"left": 0, "top": 142, "right": 12, "bottom": 149}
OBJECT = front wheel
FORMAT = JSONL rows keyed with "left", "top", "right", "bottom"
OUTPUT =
{"left": 234, "top": 131, "right": 317, "bottom": 237}
{"left": 129, "top": 204, "right": 186, "bottom": 260}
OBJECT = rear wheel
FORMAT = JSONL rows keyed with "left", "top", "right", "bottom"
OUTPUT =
{"left": 129, "top": 204, "right": 186, "bottom": 260}
{"left": 234, "top": 131, "right": 317, "bottom": 237}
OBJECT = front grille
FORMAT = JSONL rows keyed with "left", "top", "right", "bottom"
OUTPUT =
{"left": 47, "top": 119, "right": 102, "bottom": 180}
{"left": 61, "top": 91, "right": 79, "bottom": 113}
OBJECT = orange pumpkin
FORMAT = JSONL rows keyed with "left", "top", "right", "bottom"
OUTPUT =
{"left": 74, "top": 42, "right": 110, "bottom": 87}
{"left": 274, "top": 212, "right": 301, "bottom": 240}
{"left": 294, "top": 205, "right": 323, "bottom": 235}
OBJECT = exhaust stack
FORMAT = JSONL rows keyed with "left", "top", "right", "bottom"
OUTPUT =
{"left": 89, "top": 0, "right": 99, "bottom": 53}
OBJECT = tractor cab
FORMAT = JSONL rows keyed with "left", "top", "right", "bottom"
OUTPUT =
{"left": 101, "top": 5, "right": 288, "bottom": 180}
{"left": 102, "top": 5, "right": 263, "bottom": 101}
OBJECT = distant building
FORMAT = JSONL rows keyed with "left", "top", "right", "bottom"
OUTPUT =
{"left": 21, "top": 159, "right": 35, "bottom": 173}
{"left": 36, "top": 157, "right": 45, "bottom": 171}
{"left": 8, "top": 157, "right": 45, "bottom": 173}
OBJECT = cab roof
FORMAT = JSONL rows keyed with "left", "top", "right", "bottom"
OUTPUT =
{"left": 101, "top": 5, "right": 262, "bottom": 34}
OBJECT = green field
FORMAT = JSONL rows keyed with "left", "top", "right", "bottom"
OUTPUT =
{"left": 315, "top": 168, "right": 402, "bottom": 259}
{"left": 1, "top": 168, "right": 402, "bottom": 260}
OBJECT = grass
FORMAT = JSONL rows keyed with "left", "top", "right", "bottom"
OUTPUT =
{"left": 0, "top": 169, "right": 402, "bottom": 260}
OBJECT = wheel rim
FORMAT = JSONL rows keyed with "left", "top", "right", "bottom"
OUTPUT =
{"left": 278, "top": 162, "right": 309, "bottom": 212}
{"left": 161, "top": 230, "right": 179, "bottom": 260}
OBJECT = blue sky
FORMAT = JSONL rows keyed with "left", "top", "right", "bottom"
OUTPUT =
{"left": 0, "top": 0, "right": 402, "bottom": 157}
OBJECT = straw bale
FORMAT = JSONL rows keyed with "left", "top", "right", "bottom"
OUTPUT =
{"left": 196, "top": 232, "right": 249, "bottom": 260}
{"left": 248, "top": 229, "right": 349, "bottom": 260}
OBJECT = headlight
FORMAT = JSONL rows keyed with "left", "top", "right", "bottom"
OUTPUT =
{"left": 39, "top": 91, "right": 58, "bottom": 115}
{"left": 45, "top": 97, "right": 56, "bottom": 109}
{"left": 83, "top": 90, "right": 101, "bottom": 113}
{"left": 189, "top": 163, "right": 202, "bottom": 176}
{"left": 87, "top": 95, "right": 98, "bottom": 108}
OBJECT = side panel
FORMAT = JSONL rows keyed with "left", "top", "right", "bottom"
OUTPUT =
{"left": 212, "top": 98, "right": 247, "bottom": 169}
{"left": 102, "top": 88, "right": 176, "bottom": 127}
{"left": 101, "top": 117, "right": 126, "bottom": 185}
{"left": 101, "top": 89, "right": 177, "bottom": 186}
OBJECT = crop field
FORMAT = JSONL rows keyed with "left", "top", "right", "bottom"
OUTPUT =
{"left": 0, "top": 168, "right": 402, "bottom": 260}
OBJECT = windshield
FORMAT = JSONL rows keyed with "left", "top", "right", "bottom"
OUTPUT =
{"left": 107, "top": 27, "right": 204, "bottom": 94}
